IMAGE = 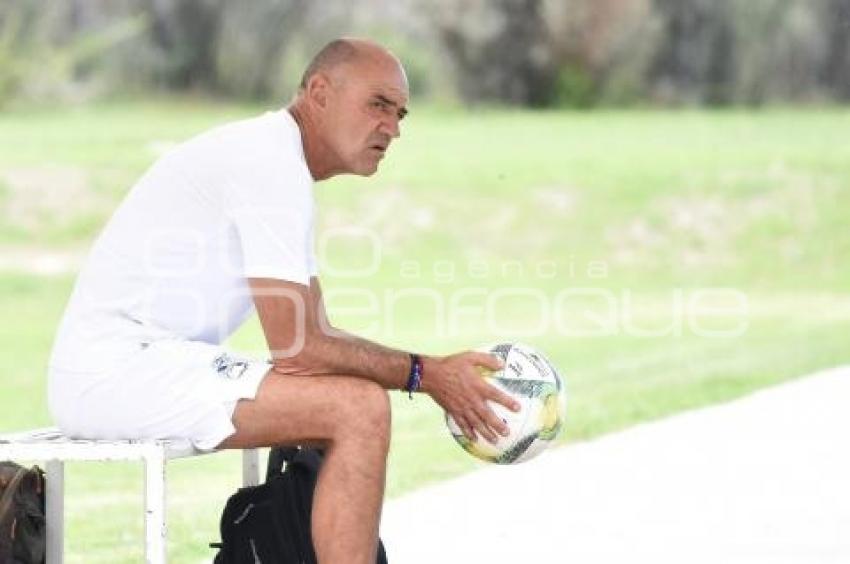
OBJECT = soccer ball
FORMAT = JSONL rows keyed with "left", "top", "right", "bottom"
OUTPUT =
{"left": 446, "top": 342, "right": 567, "bottom": 464}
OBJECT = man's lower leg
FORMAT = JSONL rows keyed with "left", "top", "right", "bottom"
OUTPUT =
{"left": 312, "top": 432, "right": 389, "bottom": 564}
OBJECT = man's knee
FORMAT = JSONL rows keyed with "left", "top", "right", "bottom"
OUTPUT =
{"left": 334, "top": 378, "right": 391, "bottom": 443}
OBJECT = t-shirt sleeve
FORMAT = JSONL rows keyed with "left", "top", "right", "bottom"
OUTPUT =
{"left": 225, "top": 158, "right": 314, "bottom": 286}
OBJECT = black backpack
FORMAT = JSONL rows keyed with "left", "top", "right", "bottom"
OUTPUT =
{"left": 0, "top": 461, "right": 46, "bottom": 564}
{"left": 212, "top": 447, "right": 388, "bottom": 564}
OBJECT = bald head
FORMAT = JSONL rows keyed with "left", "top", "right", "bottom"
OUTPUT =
{"left": 299, "top": 38, "right": 402, "bottom": 89}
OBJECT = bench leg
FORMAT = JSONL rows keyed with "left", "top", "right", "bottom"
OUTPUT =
{"left": 45, "top": 459, "right": 64, "bottom": 564}
{"left": 242, "top": 448, "right": 261, "bottom": 486}
{"left": 144, "top": 452, "right": 166, "bottom": 564}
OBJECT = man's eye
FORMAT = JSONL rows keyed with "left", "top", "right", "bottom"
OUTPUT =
{"left": 370, "top": 100, "right": 391, "bottom": 113}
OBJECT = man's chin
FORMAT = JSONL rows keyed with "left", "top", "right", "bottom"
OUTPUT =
{"left": 351, "top": 160, "right": 380, "bottom": 177}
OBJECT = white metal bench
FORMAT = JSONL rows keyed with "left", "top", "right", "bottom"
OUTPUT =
{"left": 0, "top": 427, "right": 261, "bottom": 564}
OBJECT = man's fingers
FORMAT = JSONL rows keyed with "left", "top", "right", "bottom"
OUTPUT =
{"left": 479, "top": 402, "right": 510, "bottom": 437}
{"left": 467, "top": 408, "right": 498, "bottom": 444}
{"left": 484, "top": 382, "right": 522, "bottom": 413}
{"left": 454, "top": 415, "right": 476, "bottom": 442}
{"left": 470, "top": 351, "right": 503, "bottom": 372}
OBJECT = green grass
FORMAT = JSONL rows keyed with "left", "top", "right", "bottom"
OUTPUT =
{"left": 1, "top": 101, "right": 849, "bottom": 562}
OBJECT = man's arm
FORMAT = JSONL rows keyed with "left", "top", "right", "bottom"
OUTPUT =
{"left": 249, "top": 276, "right": 521, "bottom": 443}
{"left": 249, "top": 277, "right": 409, "bottom": 388}
{"left": 308, "top": 276, "right": 407, "bottom": 360}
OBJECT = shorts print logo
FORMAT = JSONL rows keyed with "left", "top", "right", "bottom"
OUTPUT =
{"left": 212, "top": 353, "right": 250, "bottom": 380}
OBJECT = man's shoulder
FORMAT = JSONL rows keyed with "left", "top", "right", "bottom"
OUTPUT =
{"left": 184, "top": 111, "right": 281, "bottom": 150}
{"left": 175, "top": 111, "right": 303, "bottom": 172}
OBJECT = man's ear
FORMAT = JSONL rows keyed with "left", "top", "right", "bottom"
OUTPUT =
{"left": 306, "top": 72, "right": 331, "bottom": 110}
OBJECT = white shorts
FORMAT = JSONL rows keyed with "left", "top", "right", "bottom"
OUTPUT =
{"left": 48, "top": 340, "right": 271, "bottom": 451}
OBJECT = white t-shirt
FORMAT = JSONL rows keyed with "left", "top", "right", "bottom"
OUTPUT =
{"left": 49, "top": 109, "right": 316, "bottom": 374}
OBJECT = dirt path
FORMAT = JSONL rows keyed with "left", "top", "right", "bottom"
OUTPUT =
{"left": 381, "top": 366, "right": 850, "bottom": 563}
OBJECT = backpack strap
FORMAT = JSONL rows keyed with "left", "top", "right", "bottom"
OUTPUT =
{"left": 265, "top": 447, "right": 325, "bottom": 483}
{"left": 0, "top": 466, "right": 28, "bottom": 521}
{"left": 292, "top": 448, "right": 323, "bottom": 474}
{"left": 265, "top": 447, "right": 299, "bottom": 482}
{"left": 0, "top": 466, "right": 29, "bottom": 557}
{"left": 268, "top": 463, "right": 316, "bottom": 564}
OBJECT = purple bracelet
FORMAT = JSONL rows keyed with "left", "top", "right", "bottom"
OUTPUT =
{"left": 406, "top": 354, "right": 423, "bottom": 399}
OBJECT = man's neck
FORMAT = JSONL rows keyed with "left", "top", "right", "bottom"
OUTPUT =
{"left": 286, "top": 103, "right": 341, "bottom": 181}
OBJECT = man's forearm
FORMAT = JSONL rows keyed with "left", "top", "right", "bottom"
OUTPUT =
{"left": 271, "top": 329, "right": 414, "bottom": 390}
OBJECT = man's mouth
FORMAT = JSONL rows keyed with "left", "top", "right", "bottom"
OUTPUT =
{"left": 370, "top": 143, "right": 387, "bottom": 153}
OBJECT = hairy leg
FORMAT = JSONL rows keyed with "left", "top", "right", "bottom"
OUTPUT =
{"left": 218, "top": 371, "right": 391, "bottom": 564}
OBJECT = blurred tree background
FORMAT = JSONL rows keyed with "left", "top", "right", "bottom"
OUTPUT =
{"left": 1, "top": 0, "right": 849, "bottom": 108}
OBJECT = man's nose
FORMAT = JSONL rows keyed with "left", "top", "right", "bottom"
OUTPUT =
{"left": 381, "top": 115, "right": 401, "bottom": 139}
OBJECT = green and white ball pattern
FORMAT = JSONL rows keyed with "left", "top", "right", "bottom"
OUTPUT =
{"left": 446, "top": 343, "right": 567, "bottom": 464}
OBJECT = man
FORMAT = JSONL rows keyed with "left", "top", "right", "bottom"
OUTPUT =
{"left": 48, "top": 38, "right": 519, "bottom": 563}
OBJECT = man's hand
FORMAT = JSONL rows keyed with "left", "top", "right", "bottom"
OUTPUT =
{"left": 421, "top": 352, "right": 521, "bottom": 444}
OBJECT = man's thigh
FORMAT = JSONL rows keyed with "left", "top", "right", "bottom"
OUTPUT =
{"left": 220, "top": 373, "right": 391, "bottom": 449}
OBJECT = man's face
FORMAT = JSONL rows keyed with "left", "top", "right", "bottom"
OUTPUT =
{"left": 323, "top": 59, "right": 409, "bottom": 176}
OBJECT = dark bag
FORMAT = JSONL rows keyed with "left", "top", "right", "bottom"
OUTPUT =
{"left": 212, "top": 447, "right": 388, "bottom": 564}
{"left": 0, "top": 461, "right": 46, "bottom": 564}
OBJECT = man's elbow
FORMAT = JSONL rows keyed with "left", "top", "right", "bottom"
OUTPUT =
{"left": 317, "top": 314, "right": 342, "bottom": 338}
{"left": 269, "top": 331, "right": 326, "bottom": 376}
